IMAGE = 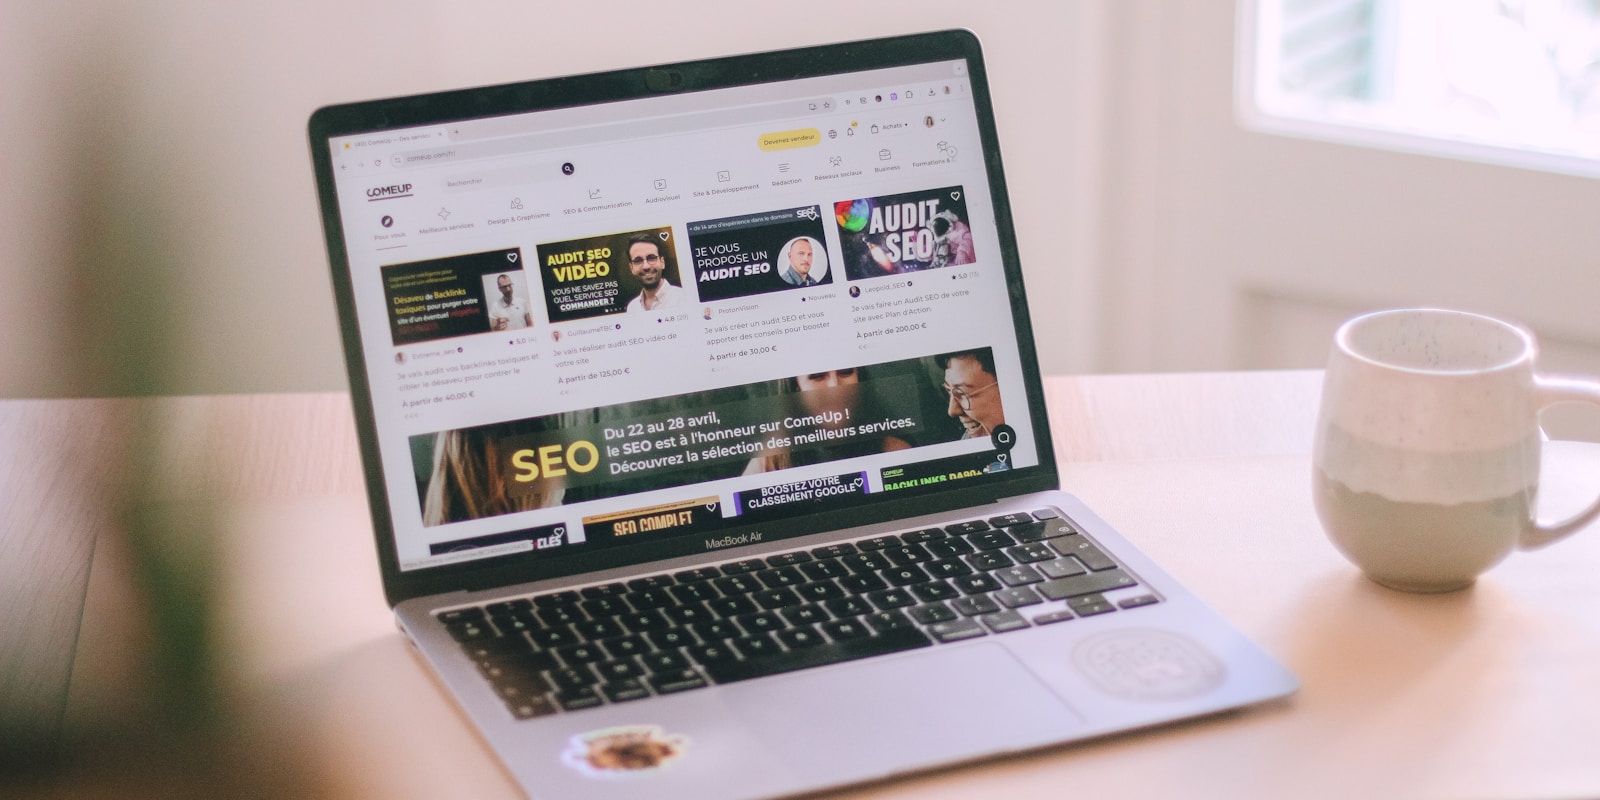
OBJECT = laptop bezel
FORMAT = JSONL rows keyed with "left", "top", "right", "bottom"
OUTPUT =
{"left": 307, "top": 28, "right": 1059, "bottom": 608}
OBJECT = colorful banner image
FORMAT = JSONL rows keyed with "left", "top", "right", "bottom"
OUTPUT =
{"left": 686, "top": 206, "right": 831, "bottom": 301}
{"left": 410, "top": 348, "right": 1005, "bottom": 529}
{"left": 536, "top": 226, "right": 684, "bottom": 323}
{"left": 833, "top": 185, "right": 976, "bottom": 280}
{"left": 381, "top": 248, "right": 526, "bottom": 345}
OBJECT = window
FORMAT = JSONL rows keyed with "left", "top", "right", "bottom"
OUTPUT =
{"left": 1240, "top": 0, "right": 1600, "bottom": 177}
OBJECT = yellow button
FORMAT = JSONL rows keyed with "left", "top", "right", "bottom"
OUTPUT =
{"left": 757, "top": 128, "right": 822, "bottom": 152}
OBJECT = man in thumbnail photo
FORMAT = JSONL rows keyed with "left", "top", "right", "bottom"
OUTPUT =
{"left": 936, "top": 350, "right": 1005, "bottom": 439}
{"left": 488, "top": 273, "right": 532, "bottom": 330}
{"left": 625, "top": 234, "right": 684, "bottom": 312}
{"left": 779, "top": 237, "right": 822, "bottom": 286}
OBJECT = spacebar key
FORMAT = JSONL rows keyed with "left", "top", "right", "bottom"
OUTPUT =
{"left": 700, "top": 627, "right": 933, "bottom": 683}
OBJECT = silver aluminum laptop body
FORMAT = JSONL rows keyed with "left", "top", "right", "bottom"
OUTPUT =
{"left": 309, "top": 29, "right": 1296, "bottom": 800}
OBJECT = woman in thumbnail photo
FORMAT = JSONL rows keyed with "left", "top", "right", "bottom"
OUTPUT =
{"left": 419, "top": 428, "right": 565, "bottom": 526}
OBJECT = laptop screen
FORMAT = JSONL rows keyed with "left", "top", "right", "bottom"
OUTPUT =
{"left": 311, "top": 32, "right": 1055, "bottom": 595}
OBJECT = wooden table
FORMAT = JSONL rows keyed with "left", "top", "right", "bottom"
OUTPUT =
{"left": 8, "top": 370, "right": 1600, "bottom": 798}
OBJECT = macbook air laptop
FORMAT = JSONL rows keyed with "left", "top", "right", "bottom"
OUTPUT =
{"left": 307, "top": 29, "right": 1296, "bottom": 800}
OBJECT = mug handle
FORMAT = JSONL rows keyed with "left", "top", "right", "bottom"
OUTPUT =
{"left": 1521, "top": 375, "right": 1600, "bottom": 549}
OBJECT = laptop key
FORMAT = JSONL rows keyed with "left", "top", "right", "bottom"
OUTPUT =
{"left": 699, "top": 626, "right": 932, "bottom": 683}
{"left": 549, "top": 666, "right": 598, "bottom": 693}
{"left": 528, "top": 626, "right": 578, "bottom": 649}
{"left": 926, "top": 558, "right": 973, "bottom": 579}
{"left": 735, "top": 611, "right": 785, "bottom": 635}
{"left": 668, "top": 582, "right": 719, "bottom": 604}
{"left": 707, "top": 595, "right": 757, "bottom": 617}
{"left": 968, "top": 530, "right": 1017, "bottom": 551}
{"left": 782, "top": 604, "right": 830, "bottom": 626}
{"left": 909, "top": 602, "right": 958, "bottom": 625}
{"left": 900, "top": 527, "right": 947, "bottom": 543}
{"left": 967, "top": 551, "right": 1014, "bottom": 571}
{"left": 594, "top": 659, "right": 643, "bottom": 682}
{"left": 820, "top": 618, "right": 870, "bottom": 641}
{"left": 571, "top": 618, "right": 623, "bottom": 641}
{"left": 882, "top": 564, "right": 931, "bottom": 587}
{"left": 755, "top": 566, "right": 804, "bottom": 588}
{"left": 640, "top": 650, "right": 689, "bottom": 673}
{"left": 733, "top": 634, "right": 780, "bottom": 659}
{"left": 600, "top": 680, "right": 651, "bottom": 703}
{"left": 926, "top": 538, "right": 976, "bottom": 558}
{"left": 619, "top": 610, "right": 670, "bottom": 633}
{"left": 799, "top": 560, "right": 846, "bottom": 581}
{"left": 1051, "top": 535, "right": 1120, "bottom": 571}
{"left": 951, "top": 574, "right": 1002, "bottom": 595}
{"left": 714, "top": 574, "right": 761, "bottom": 596}
{"left": 980, "top": 609, "right": 1030, "bottom": 633}
{"left": 532, "top": 590, "right": 582, "bottom": 608}
{"left": 625, "top": 588, "right": 673, "bottom": 610}
{"left": 765, "top": 551, "right": 812, "bottom": 567}
{"left": 1032, "top": 610, "right": 1076, "bottom": 625}
{"left": 445, "top": 621, "right": 494, "bottom": 642}
{"left": 1037, "top": 570, "right": 1137, "bottom": 601}
{"left": 809, "top": 542, "right": 858, "bottom": 560}
{"left": 910, "top": 580, "right": 960, "bottom": 603}
{"left": 1007, "top": 542, "right": 1057, "bottom": 564}
{"left": 438, "top": 607, "right": 486, "bottom": 624}
{"left": 687, "top": 620, "right": 737, "bottom": 643}
{"left": 649, "top": 669, "right": 709, "bottom": 694}
{"left": 580, "top": 597, "right": 626, "bottom": 618}
{"left": 996, "top": 565, "right": 1044, "bottom": 587}
{"left": 796, "top": 580, "right": 845, "bottom": 602}
{"left": 1118, "top": 594, "right": 1161, "bottom": 610}
{"left": 839, "top": 573, "right": 887, "bottom": 594}
{"left": 721, "top": 558, "right": 767, "bottom": 575}
{"left": 988, "top": 513, "right": 1033, "bottom": 528}
{"left": 927, "top": 618, "right": 987, "bottom": 643}
{"left": 555, "top": 687, "right": 604, "bottom": 711}
{"left": 1039, "top": 557, "right": 1088, "bottom": 580}
{"left": 884, "top": 544, "right": 933, "bottom": 565}
{"left": 952, "top": 595, "right": 1001, "bottom": 617}
{"left": 866, "top": 588, "right": 916, "bottom": 610}
{"left": 536, "top": 606, "right": 584, "bottom": 628}
{"left": 627, "top": 575, "right": 676, "bottom": 591}
{"left": 484, "top": 599, "right": 532, "bottom": 616}
{"left": 582, "top": 583, "right": 627, "bottom": 599}
{"left": 650, "top": 628, "right": 698, "bottom": 650}
{"left": 993, "top": 586, "right": 1043, "bottom": 608}
{"left": 753, "top": 587, "right": 802, "bottom": 610}
{"left": 555, "top": 643, "right": 605, "bottom": 666}
{"left": 842, "top": 552, "right": 891, "bottom": 573}
{"left": 823, "top": 596, "right": 873, "bottom": 618}
{"left": 858, "top": 534, "right": 901, "bottom": 551}
{"left": 687, "top": 642, "right": 737, "bottom": 666}
{"left": 864, "top": 609, "right": 914, "bottom": 633}
{"left": 776, "top": 625, "right": 825, "bottom": 649}
{"left": 673, "top": 567, "right": 722, "bottom": 583}
{"left": 601, "top": 635, "right": 650, "bottom": 659}
{"left": 946, "top": 520, "right": 990, "bottom": 536}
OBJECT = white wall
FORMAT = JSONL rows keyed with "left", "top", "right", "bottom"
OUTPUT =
{"left": 0, "top": 0, "right": 1102, "bottom": 397}
{"left": 6, "top": 0, "right": 1598, "bottom": 421}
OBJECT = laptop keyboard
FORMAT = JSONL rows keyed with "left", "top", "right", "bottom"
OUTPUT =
{"left": 437, "top": 508, "right": 1160, "bottom": 719}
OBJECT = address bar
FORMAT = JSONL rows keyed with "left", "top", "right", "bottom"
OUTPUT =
{"left": 393, "top": 96, "right": 837, "bottom": 169}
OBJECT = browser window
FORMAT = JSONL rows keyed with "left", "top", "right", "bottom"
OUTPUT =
{"left": 325, "top": 59, "right": 1041, "bottom": 572}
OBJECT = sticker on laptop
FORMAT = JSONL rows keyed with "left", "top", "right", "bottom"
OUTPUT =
{"left": 562, "top": 725, "right": 690, "bottom": 778}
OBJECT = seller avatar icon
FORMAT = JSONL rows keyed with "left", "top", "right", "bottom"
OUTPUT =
{"left": 625, "top": 234, "right": 684, "bottom": 312}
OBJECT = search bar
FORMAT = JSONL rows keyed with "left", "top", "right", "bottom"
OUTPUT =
{"left": 393, "top": 96, "right": 837, "bottom": 168}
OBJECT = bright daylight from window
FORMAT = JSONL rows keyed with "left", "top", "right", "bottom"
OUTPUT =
{"left": 1243, "top": 0, "right": 1600, "bottom": 176}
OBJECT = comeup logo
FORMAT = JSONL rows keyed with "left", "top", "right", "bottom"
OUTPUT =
{"left": 367, "top": 183, "right": 414, "bottom": 200}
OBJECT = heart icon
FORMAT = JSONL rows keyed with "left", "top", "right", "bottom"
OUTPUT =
{"left": 950, "top": 191, "right": 961, "bottom": 201}
{"left": 658, "top": 231, "right": 670, "bottom": 241}
{"left": 507, "top": 252, "right": 519, "bottom": 263}
{"left": 554, "top": 526, "right": 565, "bottom": 535}
{"left": 705, "top": 503, "right": 718, "bottom": 512}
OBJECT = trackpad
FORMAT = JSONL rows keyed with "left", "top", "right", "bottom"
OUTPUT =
{"left": 724, "top": 644, "right": 1083, "bottom": 778}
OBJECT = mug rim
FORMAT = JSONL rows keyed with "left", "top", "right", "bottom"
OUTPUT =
{"left": 1335, "top": 308, "right": 1535, "bottom": 376}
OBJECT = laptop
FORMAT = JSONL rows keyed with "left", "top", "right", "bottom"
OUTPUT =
{"left": 307, "top": 29, "right": 1296, "bottom": 799}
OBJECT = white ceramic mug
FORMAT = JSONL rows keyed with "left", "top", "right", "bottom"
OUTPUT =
{"left": 1312, "top": 308, "right": 1600, "bottom": 593}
